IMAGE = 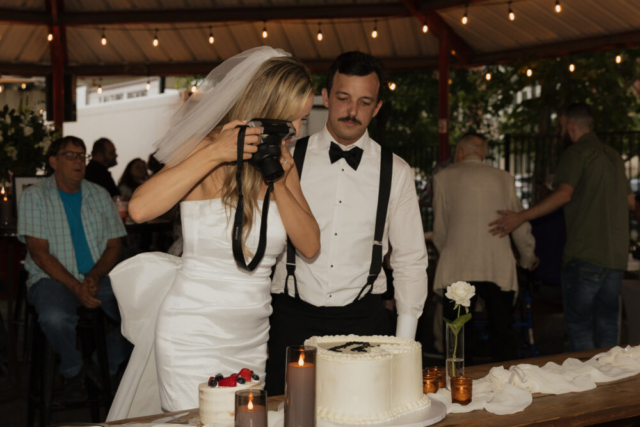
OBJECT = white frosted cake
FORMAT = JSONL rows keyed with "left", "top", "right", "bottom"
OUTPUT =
{"left": 198, "top": 369, "right": 262, "bottom": 424}
{"left": 305, "top": 335, "right": 430, "bottom": 424}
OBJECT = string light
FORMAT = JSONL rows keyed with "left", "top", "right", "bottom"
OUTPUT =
{"left": 371, "top": 19, "right": 378, "bottom": 39}
{"left": 569, "top": 63, "right": 575, "bottom": 72}
{"left": 262, "top": 21, "right": 268, "bottom": 39}
{"left": 21, "top": 83, "right": 26, "bottom": 89}
{"left": 462, "top": 4, "right": 468, "bottom": 25}
{"left": 191, "top": 84, "right": 197, "bottom": 93}
{"left": 317, "top": 23, "right": 323, "bottom": 41}
{"left": 526, "top": 68, "right": 533, "bottom": 77}
{"left": 152, "top": 29, "right": 159, "bottom": 47}
{"left": 47, "top": 32, "right": 53, "bottom": 42}
{"left": 39, "top": 109, "right": 44, "bottom": 114}
{"left": 555, "top": 0, "right": 562, "bottom": 13}
{"left": 0, "top": 85, "right": 3, "bottom": 93}
{"left": 146, "top": 80, "right": 151, "bottom": 91}
{"left": 422, "top": 24, "right": 428, "bottom": 33}
{"left": 615, "top": 55, "right": 622, "bottom": 64}
{"left": 97, "top": 79, "right": 103, "bottom": 94}
{"left": 101, "top": 28, "right": 107, "bottom": 46}
{"left": 508, "top": 1, "right": 515, "bottom": 21}
{"left": 208, "top": 26, "right": 215, "bottom": 44}
{"left": 485, "top": 72, "right": 492, "bottom": 81}
{"left": 388, "top": 82, "right": 396, "bottom": 91}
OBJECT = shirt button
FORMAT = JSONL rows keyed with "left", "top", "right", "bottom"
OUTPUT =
{"left": 342, "top": 169, "right": 345, "bottom": 172}
{"left": 331, "top": 265, "right": 334, "bottom": 268}
{"left": 334, "top": 233, "right": 337, "bottom": 236}
{"left": 329, "top": 295, "right": 332, "bottom": 298}
{"left": 339, "top": 201, "right": 342, "bottom": 203}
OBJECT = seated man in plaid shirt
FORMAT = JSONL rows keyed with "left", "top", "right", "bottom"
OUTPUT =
{"left": 18, "top": 136, "right": 130, "bottom": 403}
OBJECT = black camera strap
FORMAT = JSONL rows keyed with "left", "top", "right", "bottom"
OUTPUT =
{"left": 232, "top": 125, "right": 273, "bottom": 272}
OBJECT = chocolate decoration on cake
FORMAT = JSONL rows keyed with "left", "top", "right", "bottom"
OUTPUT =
{"left": 328, "top": 341, "right": 378, "bottom": 353}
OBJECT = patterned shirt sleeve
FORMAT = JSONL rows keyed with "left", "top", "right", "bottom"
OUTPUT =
{"left": 17, "top": 185, "right": 47, "bottom": 243}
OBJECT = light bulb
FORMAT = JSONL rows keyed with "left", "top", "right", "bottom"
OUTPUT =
{"left": 39, "top": 109, "right": 44, "bottom": 114}
{"left": 508, "top": 2, "right": 515, "bottom": 21}
{"left": 371, "top": 29, "right": 377, "bottom": 38}
{"left": 97, "top": 86, "right": 103, "bottom": 94}
{"left": 262, "top": 22, "right": 268, "bottom": 39}
{"left": 422, "top": 24, "right": 428, "bottom": 33}
{"left": 208, "top": 26, "right": 214, "bottom": 44}
{"left": 388, "top": 82, "right": 396, "bottom": 91}
{"left": 615, "top": 55, "right": 622, "bottom": 64}
{"left": 526, "top": 68, "right": 533, "bottom": 77}
{"left": 0, "top": 85, "right": 3, "bottom": 93}
{"left": 485, "top": 72, "right": 492, "bottom": 81}
{"left": 372, "top": 20, "right": 378, "bottom": 39}
{"left": 21, "top": 83, "right": 26, "bottom": 89}
{"left": 317, "top": 31, "right": 323, "bottom": 41}
{"left": 191, "top": 85, "right": 197, "bottom": 93}
{"left": 569, "top": 63, "right": 575, "bottom": 72}
{"left": 101, "top": 36, "right": 107, "bottom": 46}
{"left": 555, "top": 1, "right": 562, "bottom": 13}
{"left": 153, "top": 29, "right": 159, "bottom": 47}
{"left": 462, "top": 14, "right": 468, "bottom": 25}
{"left": 47, "top": 33, "right": 53, "bottom": 42}
{"left": 146, "top": 81, "right": 151, "bottom": 91}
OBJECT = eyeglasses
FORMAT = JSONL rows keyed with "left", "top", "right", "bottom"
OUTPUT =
{"left": 58, "top": 151, "right": 91, "bottom": 162}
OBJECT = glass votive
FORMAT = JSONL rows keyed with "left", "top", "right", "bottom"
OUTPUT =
{"left": 450, "top": 376, "right": 472, "bottom": 405}
{"left": 235, "top": 389, "right": 268, "bottom": 427}
{"left": 422, "top": 371, "right": 439, "bottom": 394}
{"left": 285, "top": 345, "right": 317, "bottom": 427}
{"left": 427, "top": 366, "right": 446, "bottom": 389}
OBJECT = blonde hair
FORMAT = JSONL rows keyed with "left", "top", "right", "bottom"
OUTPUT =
{"left": 216, "top": 56, "right": 314, "bottom": 254}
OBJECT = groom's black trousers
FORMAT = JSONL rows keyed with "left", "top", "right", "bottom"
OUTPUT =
{"left": 265, "top": 292, "right": 391, "bottom": 397}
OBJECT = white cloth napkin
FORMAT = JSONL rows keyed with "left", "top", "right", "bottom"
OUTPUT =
{"left": 429, "top": 345, "right": 640, "bottom": 415}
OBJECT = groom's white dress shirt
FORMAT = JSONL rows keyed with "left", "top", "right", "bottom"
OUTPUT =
{"left": 272, "top": 126, "right": 429, "bottom": 339}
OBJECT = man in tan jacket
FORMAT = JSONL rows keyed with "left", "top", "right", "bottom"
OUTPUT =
{"left": 433, "top": 133, "right": 537, "bottom": 362}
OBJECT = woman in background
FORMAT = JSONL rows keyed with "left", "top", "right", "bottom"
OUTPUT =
{"left": 118, "top": 158, "right": 148, "bottom": 201}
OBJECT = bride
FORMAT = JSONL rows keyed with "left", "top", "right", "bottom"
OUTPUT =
{"left": 106, "top": 47, "right": 320, "bottom": 421}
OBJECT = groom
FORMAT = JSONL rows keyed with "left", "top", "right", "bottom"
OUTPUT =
{"left": 266, "top": 51, "right": 429, "bottom": 395}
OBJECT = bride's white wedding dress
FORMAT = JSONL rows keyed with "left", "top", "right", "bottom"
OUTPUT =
{"left": 106, "top": 198, "right": 286, "bottom": 421}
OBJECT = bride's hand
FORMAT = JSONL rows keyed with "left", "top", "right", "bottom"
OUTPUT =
{"left": 273, "top": 141, "right": 295, "bottom": 189}
{"left": 207, "top": 120, "right": 263, "bottom": 164}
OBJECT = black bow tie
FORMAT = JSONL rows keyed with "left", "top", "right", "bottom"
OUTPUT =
{"left": 329, "top": 142, "right": 364, "bottom": 170}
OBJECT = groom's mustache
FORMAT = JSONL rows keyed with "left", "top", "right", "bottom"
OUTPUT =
{"left": 339, "top": 116, "right": 361, "bottom": 125}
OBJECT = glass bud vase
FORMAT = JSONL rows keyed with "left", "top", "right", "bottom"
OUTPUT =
{"left": 445, "top": 324, "right": 464, "bottom": 389}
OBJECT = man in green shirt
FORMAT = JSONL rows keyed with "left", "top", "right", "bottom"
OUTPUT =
{"left": 489, "top": 103, "right": 635, "bottom": 351}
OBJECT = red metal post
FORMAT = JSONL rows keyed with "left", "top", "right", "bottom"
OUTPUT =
{"left": 48, "top": 0, "right": 66, "bottom": 131}
{"left": 438, "top": 28, "right": 450, "bottom": 162}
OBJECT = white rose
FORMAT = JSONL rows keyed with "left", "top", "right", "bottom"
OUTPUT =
{"left": 445, "top": 281, "right": 476, "bottom": 308}
{"left": 24, "top": 126, "right": 33, "bottom": 137}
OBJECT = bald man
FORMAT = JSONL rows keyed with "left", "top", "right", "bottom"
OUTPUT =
{"left": 433, "top": 133, "right": 537, "bottom": 362}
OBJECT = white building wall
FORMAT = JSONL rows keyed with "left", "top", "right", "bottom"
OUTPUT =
{"left": 64, "top": 89, "right": 185, "bottom": 182}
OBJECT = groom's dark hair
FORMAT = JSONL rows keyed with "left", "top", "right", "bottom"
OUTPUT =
{"left": 326, "top": 51, "right": 386, "bottom": 102}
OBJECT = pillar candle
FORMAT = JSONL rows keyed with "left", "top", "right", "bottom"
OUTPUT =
{"left": 284, "top": 346, "right": 316, "bottom": 427}
{"left": 235, "top": 404, "right": 267, "bottom": 427}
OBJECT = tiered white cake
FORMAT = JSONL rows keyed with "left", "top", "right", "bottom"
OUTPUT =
{"left": 198, "top": 373, "right": 261, "bottom": 424}
{"left": 305, "top": 335, "right": 430, "bottom": 424}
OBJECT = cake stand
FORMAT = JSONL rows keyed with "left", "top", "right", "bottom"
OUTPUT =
{"left": 277, "top": 400, "right": 447, "bottom": 427}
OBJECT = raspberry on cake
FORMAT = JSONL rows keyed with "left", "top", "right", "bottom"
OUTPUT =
{"left": 199, "top": 369, "right": 262, "bottom": 425}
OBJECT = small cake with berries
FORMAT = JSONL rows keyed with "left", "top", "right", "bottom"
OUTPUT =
{"left": 198, "top": 368, "right": 262, "bottom": 425}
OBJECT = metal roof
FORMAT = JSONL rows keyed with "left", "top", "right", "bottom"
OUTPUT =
{"left": 0, "top": 0, "right": 638, "bottom": 76}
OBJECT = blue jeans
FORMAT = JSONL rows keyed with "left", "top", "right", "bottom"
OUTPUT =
{"left": 28, "top": 276, "right": 131, "bottom": 378}
{"left": 561, "top": 260, "right": 623, "bottom": 351}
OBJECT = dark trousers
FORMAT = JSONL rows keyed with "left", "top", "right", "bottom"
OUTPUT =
{"left": 28, "top": 276, "right": 131, "bottom": 378}
{"left": 443, "top": 281, "right": 515, "bottom": 363}
{"left": 265, "top": 293, "right": 391, "bottom": 396}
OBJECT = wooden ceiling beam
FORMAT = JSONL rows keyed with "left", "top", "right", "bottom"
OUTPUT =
{"left": 0, "top": 8, "right": 51, "bottom": 25}
{"left": 400, "top": 0, "right": 473, "bottom": 64}
{"left": 58, "top": 4, "right": 409, "bottom": 26}
{"left": 469, "top": 29, "right": 640, "bottom": 65}
{"left": 66, "top": 57, "right": 439, "bottom": 76}
{"left": 418, "top": 0, "right": 494, "bottom": 13}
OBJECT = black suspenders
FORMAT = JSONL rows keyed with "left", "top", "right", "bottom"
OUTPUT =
{"left": 284, "top": 138, "right": 394, "bottom": 303}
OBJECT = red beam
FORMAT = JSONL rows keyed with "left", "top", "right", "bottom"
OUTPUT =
{"left": 438, "top": 29, "right": 450, "bottom": 162}
{"left": 47, "top": 0, "right": 66, "bottom": 131}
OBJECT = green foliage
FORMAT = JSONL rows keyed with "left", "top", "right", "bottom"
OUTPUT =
{"left": 443, "top": 313, "right": 472, "bottom": 336}
{"left": 0, "top": 105, "right": 60, "bottom": 183}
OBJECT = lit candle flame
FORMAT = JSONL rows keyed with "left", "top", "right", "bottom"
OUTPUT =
{"left": 248, "top": 392, "right": 254, "bottom": 410}
{"left": 298, "top": 352, "right": 305, "bottom": 367}
{"left": 3, "top": 196, "right": 7, "bottom": 202}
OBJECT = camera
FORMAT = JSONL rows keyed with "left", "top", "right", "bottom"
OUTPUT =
{"left": 246, "top": 118, "right": 296, "bottom": 182}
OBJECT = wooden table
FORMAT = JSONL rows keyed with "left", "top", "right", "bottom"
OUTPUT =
{"left": 107, "top": 347, "right": 640, "bottom": 426}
